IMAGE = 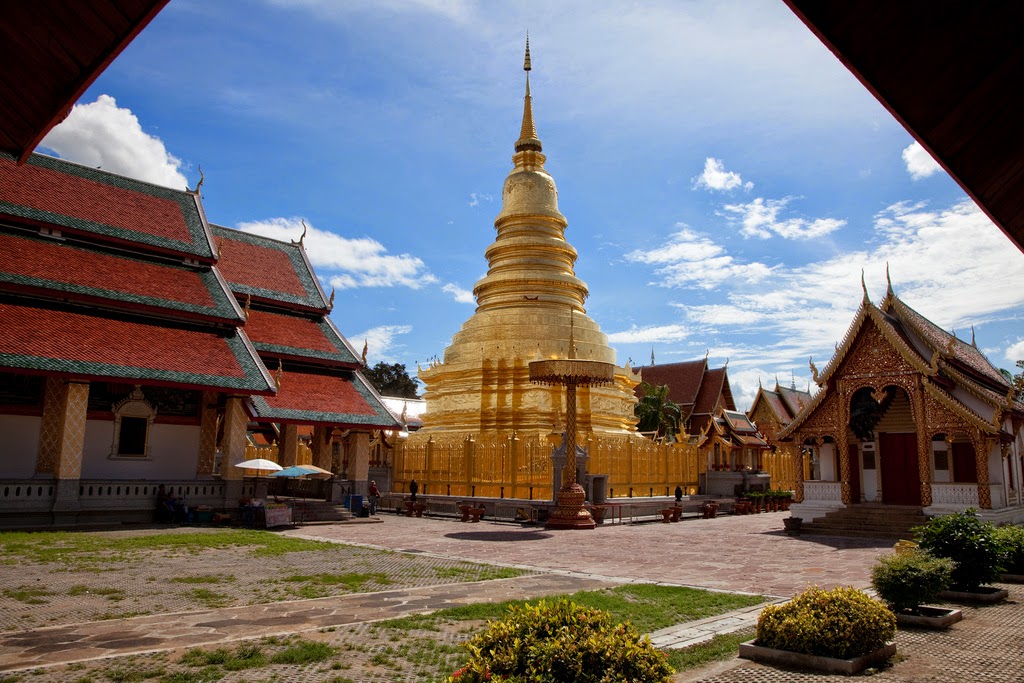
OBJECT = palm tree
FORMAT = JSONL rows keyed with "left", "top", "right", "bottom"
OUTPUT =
{"left": 635, "top": 382, "right": 682, "bottom": 442}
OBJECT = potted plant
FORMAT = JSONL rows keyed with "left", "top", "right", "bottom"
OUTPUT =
{"left": 994, "top": 524, "right": 1024, "bottom": 582}
{"left": 870, "top": 550, "right": 961, "bottom": 628}
{"left": 914, "top": 509, "right": 1008, "bottom": 603}
{"left": 778, "top": 490, "right": 793, "bottom": 511}
{"left": 748, "top": 491, "right": 763, "bottom": 513}
{"left": 742, "top": 586, "right": 896, "bottom": 675}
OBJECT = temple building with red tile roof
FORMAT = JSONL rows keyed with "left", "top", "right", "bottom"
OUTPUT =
{"left": 0, "top": 153, "right": 398, "bottom": 526}
{"left": 696, "top": 408, "right": 772, "bottom": 496}
{"left": 780, "top": 275, "right": 1024, "bottom": 527}
{"left": 638, "top": 358, "right": 736, "bottom": 437}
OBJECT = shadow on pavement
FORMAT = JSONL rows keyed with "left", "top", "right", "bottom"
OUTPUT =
{"left": 444, "top": 530, "right": 554, "bottom": 542}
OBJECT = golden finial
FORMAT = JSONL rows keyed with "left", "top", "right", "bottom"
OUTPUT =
{"left": 861, "top": 269, "right": 870, "bottom": 305}
{"left": 971, "top": 325, "right": 977, "bottom": 348}
{"left": 885, "top": 262, "right": 894, "bottom": 298}
{"left": 400, "top": 401, "right": 408, "bottom": 424}
{"left": 275, "top": 359, "right": 283, "bottom": 390}
{"left": 243, "top": 293, "right": 251, "bottom": 321}
{"left": 191, "top": 166, "right": 204, "bottom": 195}
{"left": 216, "top": 238, "right": 222, "bottom": 260}
{"left": 809, "top": 356, "right": 820, "bottom": 384}
{"left": 515, "top": 34, "right": 541, "bottom": 153}
{"left": 361, "top": 339, "right": 368, "bottom": 366}
{"left": 328, "top": 286, "right": 335, "bottom": 309}
{"left": 650, "top": 347, "right": 655, "bottom": 365}
{"left": 299, "top": 220, "right": 307, "bottom": 246}
{"left": 946, "top": 333, "right": 956, "bottom": 356}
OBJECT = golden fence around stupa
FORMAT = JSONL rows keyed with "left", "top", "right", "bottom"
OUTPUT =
{"left": 392, "top": 432, "right": 799, "bottom": 500}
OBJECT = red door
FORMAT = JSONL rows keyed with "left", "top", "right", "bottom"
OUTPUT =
{"left": 848, "top": 445, "right": 862, "bottom": 503}
{"left": 879, "top": 433, "right": 921, "bottom": 505}
{"left": 951, "top": 442, "right": 978, "bottom": 483}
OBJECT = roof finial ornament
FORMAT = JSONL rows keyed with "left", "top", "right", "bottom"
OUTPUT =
{"left": 809, "top": 356, "right": 820, "bottom": 384}
{"left": 524, "top": 31, "right": 532, "bottom": 72}
{"left": 650, "top": 346, "right": 655, "bottom": 365}
{"left": 885, "top": 262, "right": 894, "bottom": 298}
{"left": 971, "top": 325, "right": 977, "bottom": 348}
{"left": 861, "top": 269, "right": 870, "bottom": 305}
{"left": 191, "top": 166, "right": 204, "bottom": 195}
{"left": 275, "top": 359, "right": 283, "bottom": 390}
{"left": 328, "top": 286, "right": 335, "bottom": 309}
{"left": 704, "top": 348, "right": 710, "bottom": 361}
{"left": 243, "top": 293, "right": 251, "bottom": 321}
{"left": 299, "top": 220, "right": 307, "bottom": 246}
{"left": 791, "top": 371, "right": 796, "bottom": 390}
{"left": 361, "top": 339, "right": 368, "bottom": 366}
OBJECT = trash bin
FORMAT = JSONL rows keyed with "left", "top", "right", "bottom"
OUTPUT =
{"left": 590, "top": 475, "right": 608, "bottom": 505}
{"left": 346, "top": 494, "right": 362, "bottom": 512}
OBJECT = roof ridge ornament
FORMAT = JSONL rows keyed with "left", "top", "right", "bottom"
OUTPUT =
{"left": 190, "top": 166, "right": 204, "bottom": 195}
{"left": 861, "top": 269, "right": 870, "bottom": 305}
{"left": 809, "top": 356, "right": 820, "bottom": 385}
{"left": 515, "top": 33, "right": 542, "bottom": 153}
{"left": 361, "top": 339, "right": 368, "bottom": 366}
{"left": 328, "top": 286, "right": 335, "bottom": 310}
{"left": 299, "top": 220, "right": 307, "bottom": 247}
{"left": 885, "top": 262, "right": 894, "bottom": 298}
{"left": 971, "top": 325, "right": 977, "bottom": 348}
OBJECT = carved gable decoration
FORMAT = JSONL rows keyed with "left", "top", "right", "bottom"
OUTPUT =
{"left": 835, "top": 320, "right": 918, "bottom": 381}
{"left": 797, "top": 390, "right": 841, "bottom": 437}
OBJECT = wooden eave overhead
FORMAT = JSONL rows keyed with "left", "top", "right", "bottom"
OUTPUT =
{"left": 0, "top": 0, "right": 170, "bottom": 162}
{"left": 784, "top": 1, "right": 1024, "bottom": 254}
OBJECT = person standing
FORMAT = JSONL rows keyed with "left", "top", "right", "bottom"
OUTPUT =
{"left": 409, "top": 478, "right": 418, "bottom": 501}
{"left": 368, "top": 480, "right": 381, "bottom": 515}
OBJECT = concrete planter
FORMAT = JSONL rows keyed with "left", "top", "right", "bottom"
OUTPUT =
{"left": 739, "top": 640, "right": 896, "bottom": 675}
{"left": 938, "top": 587, "right": 1009, "bottom": 604}
{"left": 895, "top": 605, "right": 963, "bottom": 629}
{"left": 999, "top": 573, "right": 1024, "bottom": 583}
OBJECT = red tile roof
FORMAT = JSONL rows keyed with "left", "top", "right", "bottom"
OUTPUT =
{"left": 0, "top": 231, "right": 240, "bottom": 321}
{"left": 212, "top": 225, "right": 328, "bottom": 311}
{"left": 0, "top": 301, "right": 273, "bottom": 392}
{"left": 242, "top": 308, "right": 359, "bottom": 365}
{"left": 249, "top": 369, "right": 401, "bottom": 428}
{"left": 0, "top": 154, "right": 212, "bottom": 259}
{"left": 639, "top": 359, "right": 707, "bottom": 409}
{"left": 694, "top": 367, "right": 733, "bottom": 416}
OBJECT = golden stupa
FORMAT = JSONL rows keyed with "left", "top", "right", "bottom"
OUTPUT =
{"left": 417, "top": 39, "right": 639, "bottom": 438}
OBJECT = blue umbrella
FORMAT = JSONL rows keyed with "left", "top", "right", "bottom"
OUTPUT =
{"left": 270, "top": 465, "right": 317, "bottom": 478}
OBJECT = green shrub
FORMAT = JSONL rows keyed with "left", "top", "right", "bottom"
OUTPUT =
{"left": 446, "top": 599, "right": 673, "bottom": 683}
{"left": 870, "top": 551, "right": 954, "bottom": 612}
{"left": 914, "top": 509, "right": 1004, "bottom": 591}
{"left": 994, "top": 524, "right": 1024, "bottom": 575}
{"left": 756, "top": 586, "right": 895, "bottom": 660}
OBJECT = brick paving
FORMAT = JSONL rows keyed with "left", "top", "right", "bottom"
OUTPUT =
{"left": 0, "top": 511, "right": 1020, "bottom": 682}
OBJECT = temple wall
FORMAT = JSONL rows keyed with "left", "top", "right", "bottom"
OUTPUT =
{"left": 81, "top": 421, "right": 201, "bottom": 479}
{"left": 0, "top": 415, "right": 40, "bottom": 478}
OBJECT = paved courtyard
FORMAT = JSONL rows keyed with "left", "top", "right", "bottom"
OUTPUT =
{"left": 0, "top": 511, "right": 1020, "bottom": 682}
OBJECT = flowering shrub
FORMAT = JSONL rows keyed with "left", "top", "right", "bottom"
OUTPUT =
{"left": 870, "top": 551, "right": 954, "bottom": 612}
{"left": 994, "top": 524, "right": 1024, "bottom": 575}
{"left": 445, "top": 599, "right": 673, "bottom": 683}
{"left": 914, "top": 509, "right": 1004, "bottom": 591}
{"left": 756, "top": 586, "right": 895, "bottom": 660}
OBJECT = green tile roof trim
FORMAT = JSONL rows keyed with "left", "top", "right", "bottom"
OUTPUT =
{"left": 210, "top": 224, "right": 329, "bottom": 311}
{"left": 0, "top": 233, "right": 242, "bottom": 323}
{"left": 250, "top": 318, "right": 361, "bottom": 366}
{"left": 0, "top": 153, "right": 215, "bottom": 260}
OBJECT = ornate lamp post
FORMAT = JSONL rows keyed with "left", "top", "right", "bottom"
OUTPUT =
{"left": 529, "top": 350, "right": 615, "bottom": 529}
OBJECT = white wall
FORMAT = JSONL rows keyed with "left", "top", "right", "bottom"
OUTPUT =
{"left": 820, "top": 443, "right": 836, "bottom": 481}
{"left": 82, "top": 420, "right": 200, "bottom": 480}
{"left": 0, "top": 415, "right": 41, "bottom": 478}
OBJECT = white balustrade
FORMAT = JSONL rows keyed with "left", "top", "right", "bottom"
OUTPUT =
{"left": 803, "top": 481, "right": 842, "bottom": 501}
{"left": 930, "top": 483, "right": 979, "bottom": 507}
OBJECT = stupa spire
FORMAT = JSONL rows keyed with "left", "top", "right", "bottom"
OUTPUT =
{"left": 515, "top": 34, "right": 542, "bottom": 153}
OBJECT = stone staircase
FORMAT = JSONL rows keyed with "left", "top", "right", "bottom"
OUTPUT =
{"left": 799, "top": 503, "right": 928, "bottom": 540}
{"left": 287, "top": 499, "right": 355, "bottom": 524}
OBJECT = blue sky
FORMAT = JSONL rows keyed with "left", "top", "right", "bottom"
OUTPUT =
{"left": 39, "top": 0, "right": 1024, "bottom": 409}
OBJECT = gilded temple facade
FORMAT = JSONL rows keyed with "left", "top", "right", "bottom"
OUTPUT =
{"left": 781, "top": 277, "right": 1024, "bottom": 524}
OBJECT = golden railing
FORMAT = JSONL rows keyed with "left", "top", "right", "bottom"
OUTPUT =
{"left": 760, "top": 445, "right": 800, "bottom": 492}
{"left": 243, "top": 443, "right": 313, "bottom": 466}
{"left": 392, "top": 432, "right": 705, "bottom": 500}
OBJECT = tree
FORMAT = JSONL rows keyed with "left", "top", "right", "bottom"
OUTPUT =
{"left": 999, "top": 360, "right": 1024, "bottom": 400}
{"left": 634, "top": 382, "right": 682, "bottom": 442}
{"left": 363, "top": 362, "right": 419, "bottom": 398}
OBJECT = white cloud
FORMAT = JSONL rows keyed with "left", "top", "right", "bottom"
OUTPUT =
{"left": 40, "top": 95, "right": 189, "bottom": 189}
{"left": 468, "top": 192, "right": 493, "bottom": 207}
{"left": 348, "top": 324, "right": 414, "bottom": 365}
{"left": 442, "top": 282, "right": 475, "bottom": 304}
{"left": 619, "top": 199, "right": 1024, "bottom": 399}
{"left": 606, "top": 323, "right": 690, "bottom": 344}
{"left": 268, "top": 0, "right": 473, "bottom": 23}
{"left": 722, "top": 196, "right": 846, "bottom": 240}
{"left": 902, "top": 141, "right": 942, "bottom": 180}
{"left": 1006, "top": 340, "right": 1024, "bottom": 364}
{"left": 236, "top": 217, "right": 438, "bottom": 289}
{"left": 692, "top": 157, "right": 752, "bottom": 192}
{"left": 626, "top": 224, "right": 775, "bottom": 290}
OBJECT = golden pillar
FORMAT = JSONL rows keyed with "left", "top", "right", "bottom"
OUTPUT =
{"left": 311, "top": 426, "right": 331, "bottom": 472}
{"left": 51, "top": 381, "right": 89, "bottom": 517}
{"left": 197, "top": 392, "right": 218, "bottom": 476}
{"left": 36, "top": 377, "right": 67, "bottom": 475}
{"left": 220, "top": 397, "right": 249, "bottom": 481}
{"left": 279, "top": 423, "right": 298, "bottom": 467}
